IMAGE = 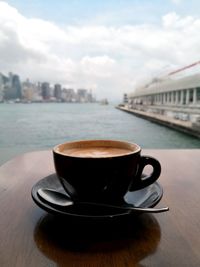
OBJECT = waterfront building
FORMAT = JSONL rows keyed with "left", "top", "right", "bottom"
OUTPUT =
{"left": 123, "top": 93, "right": 128, "bottom": 104}
{"left": 127, "top": 62, "right": 200, "bottom": 124}
{"left": 0, "top": 73, "right": 5, "bottom": 101}
{"left": 54, "top": 84, "right": 62, "bottom": 100}
{"left": 41, "top": 82, "right": 51, "bottom": 100}
{"left": 62, "top": 88, "right": 76, "bottom": 102}
{"left": 22, "top": 79, "right": 40, "bottom": 102}
{"left": 4, "top": 72, "right": 22, "bottom": 100}
{"left": 77, "top": 89, "right": 88, "bottom": 103}
{"left": 12, "top": 74, "right": 22, "bottom": 99}
{"left": 76, "top": 88, "right": 95, "bottom": 103}
{"left": 87, "top": 90, "right": 95, "bottom": 103}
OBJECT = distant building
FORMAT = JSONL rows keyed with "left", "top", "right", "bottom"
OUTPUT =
{"left": 87, "top": 90, "right": 95, "bottom": 102}
{"left": 0, "top": 73, "right": 5, "bottom": 101}
{"left": 62, "top": 88, "right": 76, "bottom": 102}
{"left": 22, "top": 79, "right": 41, "bottom": 101}
{"left": 4, "top": 72, "right": 22, "bottom": 100}
{"left": 77, "top": 89, "right": 88, "bottom": 102}
{"left": 41, "top": 82, "right": 50, "bottom": 100}
{"left": 123, "top": 93, "right": 128, "bottom": 104}
{"left": 12, "top": 74, "right": 22, "bottom": 99}
{"left": 54, "top": 84, "right": 62, "bottom": 100}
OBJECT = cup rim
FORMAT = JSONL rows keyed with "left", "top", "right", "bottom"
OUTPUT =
{"left": 53, "top": 139, "right": 141, "bottom": 158}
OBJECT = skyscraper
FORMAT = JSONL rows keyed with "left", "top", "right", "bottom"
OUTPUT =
{"left": 4, "top": 72, "right": 22, "bottom": 100}
{"left": 0, "top": 73, "right": 4, "bottom": 101}
{"left": 54, "top": 84, "right": 62, "bottom": 100}
{"left": 12, "top": 74, "right": 22, "bottom": 99}
{"left": 41, "top": 82, "right": 50, "bottom": 100}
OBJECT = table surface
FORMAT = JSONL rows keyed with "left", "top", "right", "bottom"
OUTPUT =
{"left": 0, "top": 149, "right": 200, "bottom": 267}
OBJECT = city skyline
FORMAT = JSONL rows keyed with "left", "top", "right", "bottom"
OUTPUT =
{"left": 0, "top": 71, "right": 96, "bottom": 103}
{"left": 1, "top": 1, "right": 200, "bottom": 100}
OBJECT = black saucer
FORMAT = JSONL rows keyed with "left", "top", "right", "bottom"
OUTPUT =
{"left": 31, "top": 173, "right": 163, "bottom": 220}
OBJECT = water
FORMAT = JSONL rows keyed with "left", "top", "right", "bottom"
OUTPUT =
{"left": 0, "top": 103, "right": 199, "bottom": 165}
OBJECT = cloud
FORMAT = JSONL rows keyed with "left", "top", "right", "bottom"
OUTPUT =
{"left": 171, "top": 0, "right": 183, "bottom": 5}
{"left": 0, "top": 1, "right": 200, "bottom": 100}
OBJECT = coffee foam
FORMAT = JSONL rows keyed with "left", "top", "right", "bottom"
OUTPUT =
{"left": 62, "top": 146, "right": 133, "bottom": 158}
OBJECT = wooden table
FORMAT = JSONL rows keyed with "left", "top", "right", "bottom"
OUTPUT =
{"left": 0, "top": 149, "right": 200, "bottom": 267}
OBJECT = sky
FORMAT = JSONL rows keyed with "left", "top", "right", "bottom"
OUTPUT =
{"left": 1, "top": 0, "right": 200, "bottom": 101}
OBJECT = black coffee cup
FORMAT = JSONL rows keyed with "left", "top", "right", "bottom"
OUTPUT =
{"left": 53, "top": 140, "right": 161, "bottom": 203}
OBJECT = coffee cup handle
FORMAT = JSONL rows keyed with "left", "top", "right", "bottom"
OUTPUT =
{"left": 130, "top": 156, "right": 161, "bottom": 191}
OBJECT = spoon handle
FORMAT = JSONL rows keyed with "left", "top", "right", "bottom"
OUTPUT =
{"left": 79, "top": 201, "right": 169, "bottom": 213}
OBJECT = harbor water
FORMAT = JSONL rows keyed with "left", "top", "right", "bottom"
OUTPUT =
{"left": 0, "top": 103, "right": 199, "bottom": 166}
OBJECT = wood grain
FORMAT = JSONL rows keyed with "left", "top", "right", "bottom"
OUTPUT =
{"left": 0, "top": 149, "right": 200, "bottom": 267}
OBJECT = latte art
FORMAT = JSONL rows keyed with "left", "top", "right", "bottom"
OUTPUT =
{"left": 62, "top": 146, "right": 132, "bottom": 158}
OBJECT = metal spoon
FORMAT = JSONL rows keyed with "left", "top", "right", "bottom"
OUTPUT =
{"left": 37, "top": 188, "right": 169, "bottom": 213}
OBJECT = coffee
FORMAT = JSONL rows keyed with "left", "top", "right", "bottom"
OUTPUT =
{"left": 62, "top": 146, "right": 132, "bottom": 158}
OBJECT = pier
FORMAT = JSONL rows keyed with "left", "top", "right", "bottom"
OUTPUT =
{"left": 120, "top": 61, "right": 200, "bottom": 139}
{"left": 117, "top": 106, "right": 200, "bottom": 138}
